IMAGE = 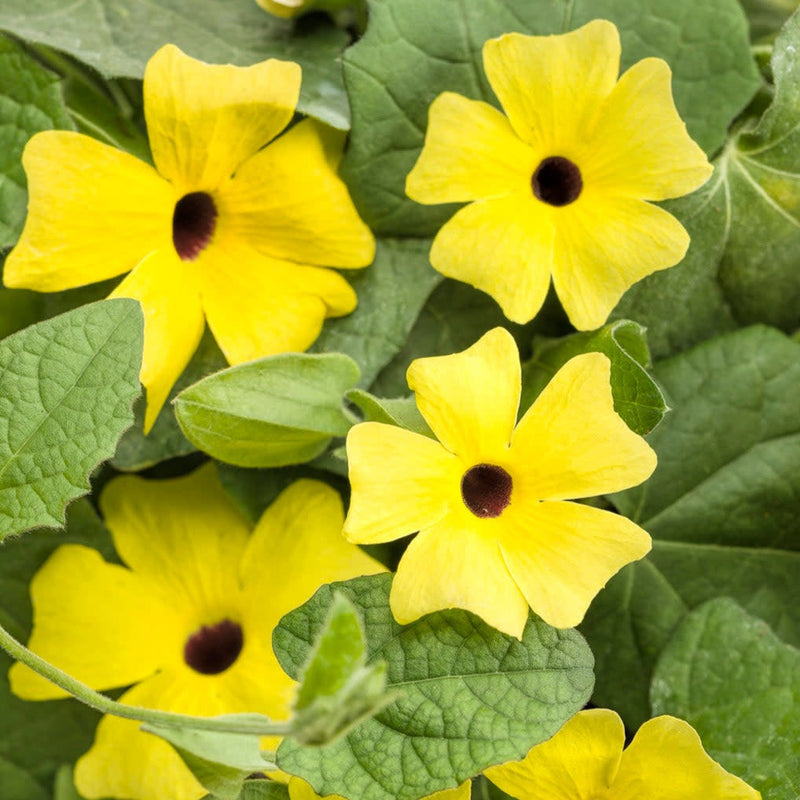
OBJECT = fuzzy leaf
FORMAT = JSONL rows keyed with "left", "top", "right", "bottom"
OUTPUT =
{"left": 0, "top": 1, "right": 350, "bottom": 129}
{"left": 651, "top": 599, "right": 800, "bottom": 800}
{"left": 0, "top": 299, "right": 142, "bottom": 539}
{"left": 274, "top": 573, "right": 594, "bottom": 800}
{"left": 174, "top": 353, "right": 359, "bottom": 468}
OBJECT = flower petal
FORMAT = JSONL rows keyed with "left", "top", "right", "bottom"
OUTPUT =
{"left": 510, "top": 352, "right": 656, "bottom": 500}
{"left": 499, "top": 500, "right": 651, "bottom": 629}
{"left": 614, "top": 716, "right": 762, "bottom": 800}
{"left": 482, "top": 21, "right": 620, "bottom": 152}
{"left": 74, "top": 672, "right": 213, "bottom": 800}
{"left": 144, "top": 44, "right": 301, "bottom": 192}
{"left": 219, "top": 119, "right": 375, "bottom": 267}
{"left": 428, "top": 195, "right": 554, "bottom": 324}
{"left": 3, "top": 131, "right": 173, "bottom": 291}
{"left": 551, "top": 195, "right": 690, "bottom": 330}
{"left": 109, "top": 248, "right": 206, "bottom": 432}
{"left": 390, "top": 518, "right": 529, "bottom": 638}
{"left": 485, "top": 708, "right": 625, "bottom": 800}
{"left": 9, "top": 545, "right": 179, "bottom": 699}
{"left": 584, "top": 58, "right": 713, "bottom": 201}
{"left": 344, "top": 422, "right": 460, "bottom": 544}
{"left": 99, "top": 465, "right": 251, "bottom": 624}
{"left": 406, "top": 92, "right": 536, "bottom": 203}
{"left": 241, "top": 479, "right": 385, "bottom": 632}
{"left": 195, "top": 233, "right": 356, "bottom": 364}
{"left": 407, "top": 327, "right": 522, "bottom": 461}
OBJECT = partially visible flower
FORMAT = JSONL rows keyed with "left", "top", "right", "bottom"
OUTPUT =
{"left": 4, "top": 44, "right": 374, "bottom": 431}
{"left": 406, "top": 19, "right": 712, "bottom": 331}
{"left": 343, "top": 327, "right": 656, "bottom": 638}
{"left": 255, "top": 0, "right": 359, "bottom": 18}
{"left": 289, "top": 776, "right": 471, "bottom": 800}
{"left": 485, "top": 709, "right": 761, "bottom": 800}
{"left": 10, "top": 466, "right": 384, "bottom": 800}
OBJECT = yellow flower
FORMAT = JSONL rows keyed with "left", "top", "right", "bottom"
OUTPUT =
{"left": 343, "top": 327, "right": 656, "bottom": 638}
{"left": 3, "top": 44, "right": 375, "bottom": 432}
{"left": 288, "top": 777, "right": 472, "bottom": 800}
{"left": 406, "top": 20, "right": 713, "bottom": 331}
{"left": 485, "top": 709, "right": 761, "bottom": 800}
{"left": 9, "top": 466, "right": 384, "bottom": 800}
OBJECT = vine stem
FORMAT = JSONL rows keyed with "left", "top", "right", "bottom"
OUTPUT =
{"left": 0, "top": 621, "right": 292, "bottom": 737}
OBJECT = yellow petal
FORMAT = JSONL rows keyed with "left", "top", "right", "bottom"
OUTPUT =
{"left": 241, "top": 479, "right": 385, "bottom": 633}
{"left": 344, "top": 422, "right": 460, "bottom": 544}
{"left": 614, "top": 716, "right": 762, "bottom": 800}
{"left": 144, "top": 44, "right": 301, "bottom": 192}
{"left": 407, "top": 327, "right": 521, "bottom": 461}
{"left": 99, "top": 465, "right": 251, "bottom": 625}
{"left": 510, "top": 352, "right": 656, "bottom": 500}
{"left": 219, "top": 119, "right": 375, "bottom": 268}
{"left": 3, "top": 131, "right": 173, "bottom": 291}
{"left": 485, "top": 709, "right": 625, "bottom": 800}
{"left": 9, "top": 545, "right": 179, "bottom": 700}
{"left": 195, "top": 233, "right": 355, "bottom": 364}
{"left": 550, "top": 195, "right": 691, "bottom": 330}
{"left": 499, "top": 500, "right": 651, "bottom": 629}
{"left": 109, "top": 248, "right": 206, "bottom": 433}
{"left": 482, "top": 21, "right": 620, "bottom": 152}
{"left": 406, "top": 92, "right": 536, "bottom": 204}
{"left": 583, "top": 58, "right": 713, "bottom": 201}
{"left": 74, "top": 672, "right": 213, "bottom": 800}
{"left": 390, "top": 518, "right": 529, "bottom": 638}
{"left": 428, "top": 195, "right": 554, "bottom": 324}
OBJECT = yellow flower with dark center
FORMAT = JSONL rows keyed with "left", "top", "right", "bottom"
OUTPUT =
{"left": 406, "top": 19, "right": 713, "bottom": 331}
{"left": 485, "top": 709, "right": 761, "bottom": 800}
{"left": 9, "top": 466, "right": 384, "bottom": 800}
{"left": 3, "top": 44, "right": 375, "bottom": 431}
{"left": 343, "top": 327, "right": 656, "bottom": 638}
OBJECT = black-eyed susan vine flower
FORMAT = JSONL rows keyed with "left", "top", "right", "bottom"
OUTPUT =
{"left": 343, "top": 327, "right": 656, "bottom": 638}
{"left": 484, "top": 709, "right": 761, "bottom": 800}
{"left": 406, "top": 19, "right": 713, "bottom": 331}
{"left": 288, "top": 777, "right": 471, "bottom": 800}
{"left": 3, "top": 44, "right": 374, "bottom": 432}
{"left": 9, "top": 466, "right": 384, "bottom": 800}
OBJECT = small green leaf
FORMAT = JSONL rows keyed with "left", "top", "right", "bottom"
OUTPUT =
{"left": 346, "top": 390, "right": 433, "bottom": 437}
{"left": 144, "top": 717, "right": 276, "bottom": 800}
{"left": 521, "top": 320, "right": 667, "bottom": 435}
{"left": 612, "top": 326, "right": 800, "bottom": 550}
{"left": 0, "top": 299, "right": 143, "bottom": 539}
{"left": 0, "top": 35, "right": 74, "bottom": 249}
{"left": 175, "top": 352, "right": 360, "bottom": 468}
{"left": 292, "top": 593, "right": 396, "bottom": 745}
{"left": 203, "top": 781, "right": 291, "bottom": 800}
{"left": 342, "top": 0, "right": 757, "bottom": 237}
{"left": 274, "top": 573, "right": 594, "bottom": 800}
{"left": 651, "top": 599, "right": 800, "bottom": 800}
{"left": 0, "top": 2, "right": 351, "bottom": 129}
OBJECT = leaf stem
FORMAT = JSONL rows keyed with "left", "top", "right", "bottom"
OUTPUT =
{"left": 0, "top": 621, "right": 292, "bottom": 737}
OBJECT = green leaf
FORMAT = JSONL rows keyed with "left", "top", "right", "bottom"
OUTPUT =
{"left": 521, "top": 320, "right": 667, "bottom": 435}
{"left": 53, "top": 766, "right": 85, "bottom": 800}
{"left": 310, "top": 238, "right": 441, "bottom": 387}
{"left": 651, "top": 599, "right": 800, "bottom": 800}
{"left": 581, "top": 540, "right": 800, "bottom": 728}
{"left": 274, "top": 573, "right": 594, "bottom": 800}
{"left": 0, "top": 35, "right": 74, "bottom": 249}
{"left": 0, "top": 2, "right": 350, "bottom": 129}
{"left": 612, "top": 326, "right": 800, "bottom": 550}
{"left": 346, "top": 390, "right": 433, "bottom": 437}
{"left": 175, "top": 353, "right": 360, "bottom": 468}
{"left": 342, "top": 0, "right": 758, "bottom": 237}
{"left": 144, "top": 718, "right": 276, "bottom": 800}
{"left": 293, "top": 593, "right": 396, "bottom": 745}
{"left": 0, "top": 299, "right": 143, "bottom": 539}
{"left": 204, "top": 781, "right": 291, "bottom": 800}
{"left": 0, "top": 500, "right": 114, "bottom": 798}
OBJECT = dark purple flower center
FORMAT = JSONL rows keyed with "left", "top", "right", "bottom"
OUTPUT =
{"left": 172, "top": 191, "right": 217, "bottom": 260}
{"left": 461, "top": 464, "right": 513, "bottom": 518}
{"left": 532, "top": 156, "right": 583, "bottom": 206}
{"left": 184, "top": 619, "right": 243, "bottom": 675}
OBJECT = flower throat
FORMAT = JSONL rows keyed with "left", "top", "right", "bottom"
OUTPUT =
{"left": 532, "top": 156, "right": 583, "bottom": 206}
{"left": 172, "top": 191, "right": 217, "bottom": 260}
{"left": 184, "top": 619, "right": 243, "bottom": 675}
{"left": 461, "top": 464, "right": 513, "bottom": 518}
